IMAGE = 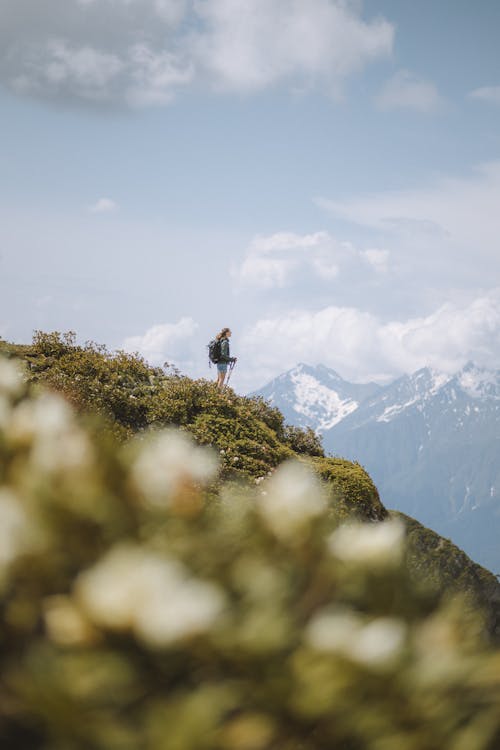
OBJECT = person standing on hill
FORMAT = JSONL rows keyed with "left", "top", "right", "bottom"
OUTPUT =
{"left": 215, "top": 327, "right": 236, "bottom": 389}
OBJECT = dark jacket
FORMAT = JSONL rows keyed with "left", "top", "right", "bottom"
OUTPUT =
{"left": 219, "top": 337, "right": 231, "bottom": 363}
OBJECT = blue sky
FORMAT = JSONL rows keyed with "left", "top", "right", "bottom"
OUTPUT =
{"left": 1, "top": 0, "right": 499, "bottom": 391}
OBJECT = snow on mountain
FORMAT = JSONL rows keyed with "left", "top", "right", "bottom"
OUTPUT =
{"left": 249, "top": 363, "right": 381, "bottom": 432}
{"left": 328, "top": 363, "right": 500, "bottom": 434}
{"left": 376, "top": 369, "right": 453, "bottom": 423}
{"left": 251, "top": 362, "right": 500, "bottom": 436}
{"left": 455, "top": 361, "right": 500, "bottom": 400}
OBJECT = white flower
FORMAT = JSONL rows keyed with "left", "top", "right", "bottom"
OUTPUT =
{"left": 9, "top": 393, "right": 94, "bottom": 472}
{"left": 257, "top": 460, "right": 326, "bottom": 540}
{"left": 9, "top": 392, "right": 73, "bottom": 443}
{"left": 136, "top": 573, "right": 225, "bottom": 648}
{"left": 306, "top": 610, "right": 406, "bottom": 669}
{"left": 31, "top": 428, "right": 94, "bottom": 473}
{"left": 75, "top": 544, "right": 225, "bottom": 647}
{"left": 328, "top": 519, "right": 405, "bottom": 568}
{"left": 0, "top": 358, "right": 25, "bottom": 398}
{"left": 132, "top": 428, "right": 218, "bottom": 506}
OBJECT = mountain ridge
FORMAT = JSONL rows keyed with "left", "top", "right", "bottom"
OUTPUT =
{"left": 251, "top": 361, "right": 500, "bottom": 433}
{"left": 249, "top": 362, "right": 382, "bottom": 432}
{"left": 251, "top": 360, "right": 500, "bottom": 572}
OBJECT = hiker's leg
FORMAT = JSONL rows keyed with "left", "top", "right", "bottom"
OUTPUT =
{"left": 216, "top": 364, "right": 227, "bottom": 388}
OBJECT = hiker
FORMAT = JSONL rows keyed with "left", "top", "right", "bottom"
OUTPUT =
{"left": 212, "top": 327, "right": 237, "bottom": 388}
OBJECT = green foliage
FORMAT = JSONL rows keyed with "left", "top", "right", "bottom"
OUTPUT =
{"left": 2, "top": 363, "right": 500, "bottom": 749}
{"left": 244, "top": 395, "right": 287, "bottom": 437}
{"left": 312, "top": 457, "right": 388, "bottom": 522}
{"left": 394, "top": 511, "right": 500, "bottom": 638}
{"left": 10, "top": 332, "right": 321, "bottom": 477}
{"left": 283, "top": 424, "right": 325, "bottom": 457}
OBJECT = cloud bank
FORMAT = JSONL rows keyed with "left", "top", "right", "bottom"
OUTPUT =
{"left": 0, "top": 0, "right": 394, "bottom": 107}
{"left": 233, "top": 231, "right": 390, "bottom": 290}
{"left": 241, "top": 290, "right": 500, "bottom": 389}
{"left": 317, "top": 161, "right": 500, "bottom": 295}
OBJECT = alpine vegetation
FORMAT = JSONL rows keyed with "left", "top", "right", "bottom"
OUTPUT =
{"left": 2, "top": 336, "right": 500, "bottom": 748}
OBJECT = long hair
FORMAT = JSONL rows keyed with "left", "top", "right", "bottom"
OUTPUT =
{"left": 216, "top": 327, "right": 231, "bottom": 341}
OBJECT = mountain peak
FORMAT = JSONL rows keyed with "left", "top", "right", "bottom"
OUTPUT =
{"left": 293, "top": 362, "right": 317, "bottom": 375}
{"left": 293, "top": 362, "right": 343, "bottom": 379}
{"left": 456, "top": 361, "right": 500, "bottom": 400}
{"left": 250, "top": 364, "right": 382, "bottom": 433}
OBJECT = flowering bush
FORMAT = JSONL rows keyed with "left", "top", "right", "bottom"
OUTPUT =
{"left": 2, "top": 357, "right": 500, "bottom": 749}
{"left": 10, "top": 332, "right": 319, "bottom": 477}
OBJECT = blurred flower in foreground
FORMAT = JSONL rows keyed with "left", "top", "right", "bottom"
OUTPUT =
{"left": 306, "top": 609, "right": 406, "bottom": 669}
{"left": 43, "top": 595, "right": 99, "bottom": 647}
{"left": 9, "top": 392, "right": 72, "bottom": 443}
{"left": 219, "top": 713, "right": 275, "bottom": 749}
{"left": 132, "top": 429, "right": 219, "bottom": 508}
{"left": 0, "top": 489, "right": 33, "bottom": 584}
{"left": 8, "top": 392, "right": 94, "bottom": 473}
{"left": 328, "top": 518, "right": 405, "bottom": 568}
{"left": 75, "top": 544, "right": 226, "bottom": 647}
{"left": 257, "top": 460, "right": 326, "bottom": 540}
{"left": 0, "top": 357, "right": 25, "bottom": 398}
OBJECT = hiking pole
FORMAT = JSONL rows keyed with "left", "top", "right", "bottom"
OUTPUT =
{"left": 225, "top": 359, "right": 237, "bottom": 388}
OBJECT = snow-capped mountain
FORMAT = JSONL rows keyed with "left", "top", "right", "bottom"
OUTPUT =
{"left": 330, "top": 361, "right": 500, "bottom": 436}
{"left": 249, "top": 363, "right": 381, "bottom": 432}
{"left": 251, "top": 362, "right": 500, "bottom": 572}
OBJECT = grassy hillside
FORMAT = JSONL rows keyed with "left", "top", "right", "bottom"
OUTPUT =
{"left": 0, "top": 332, "right": 379, "bottom": 510}
{"left": 2, "top": 332, "right": 500, "bottom": 748}
{"left": 394, "top": 511, "right": 500, "bottom": 638}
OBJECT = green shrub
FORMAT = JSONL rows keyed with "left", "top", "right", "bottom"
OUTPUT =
{"left": 395, "top": 511, "right": 500, "bottom": 637}
{"left": 12, "top": 333, "right": 318, "bottom": 478}
{"left": 311, "top": 457, "right": 388, "bottom": 522}
{"left": 283, "top": 424, "right": 325, "bottom": 457}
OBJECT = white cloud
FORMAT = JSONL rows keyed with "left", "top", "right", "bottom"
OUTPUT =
{"left": 0, "top": 0, "right": 394, "bottom": 107}
{"left": 241, "top": 290, "right": 500, "bottom": 390}
{"left": 317, "top": 161, "right": 500, "bottom": 289}
{"left": 375, "top": 69, "right": 444, "bottom": 113}
{"left": 89, "top": 198, "right": 118, "bottom": 213}
{"left": 234, "top": 230, "right": 386, "bottom": 289}
{"left": 469, "top": 86, "right": 500, "bottom": 105}
{"left": 235, "top": 231, "right": 334, "bottom": 288}
{"left": 45, "top": 39, "right": 124, "bottom": 90}
{"left": 125, "top": 44, "right": 194, "bottom": 107}
{"left": 361, "top": 248, "right": 390, "bottom": 273}
{"left": 122, "top": 317, "right": 198, "bottom": 367}
{"left": 193, "top": 0, "right": 394, "bottom": 94}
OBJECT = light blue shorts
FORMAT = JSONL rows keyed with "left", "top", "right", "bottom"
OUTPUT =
{"left": 217, "top": 362, "right": 228, "bottom": 373}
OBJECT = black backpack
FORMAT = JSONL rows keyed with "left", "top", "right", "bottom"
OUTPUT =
{"left": 208, "top": 339, "right": 222, "bottom": 364}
